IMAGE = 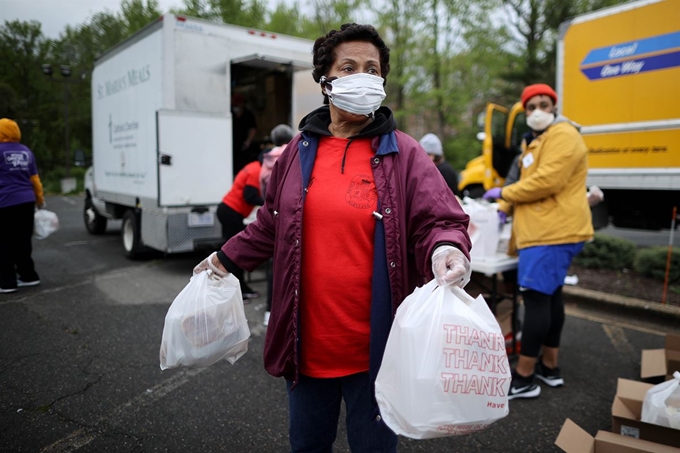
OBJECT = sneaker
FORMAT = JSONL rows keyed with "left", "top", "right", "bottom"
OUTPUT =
{"left": 263, "top": 311, "right": 270, "bottom": 326}
{"left": 508, "top": 371, "right": 541, "bottom": 400}
{"left": 535, "top": 360, "right": 565, "bottom": 387}
{"left": 17, "top": 279, "right": 40, "bottom": 287}
{"left": 0, "top": 287, "right": 18, "bottom": 294}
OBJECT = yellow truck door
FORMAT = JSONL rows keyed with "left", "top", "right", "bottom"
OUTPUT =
{"left": 459, "top": 102, "right": 529, "bottom": 197}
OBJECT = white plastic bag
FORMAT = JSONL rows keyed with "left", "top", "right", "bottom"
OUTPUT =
{"left": 33, "top": 209, "right": 59, "bottom": 239}
{"left": 375, "top": 280, "right": 511, "bottom": 439}
{"left": 461, "top": 198, "right": 500, "bottom": 259}
{"left": 159, "top": 270, "right": 250, "bottom": 370}
{"left": 641, "top": 371, "right": 680, "bottom": 429}
{"left": 496, "top": 221, "right": 512, "bottom": 254}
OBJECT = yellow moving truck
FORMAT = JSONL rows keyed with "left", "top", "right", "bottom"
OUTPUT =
{"left": 459, "top": 0, "right": 680, "bottom": 229}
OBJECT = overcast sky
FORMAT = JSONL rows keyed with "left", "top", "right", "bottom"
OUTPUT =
{"left": 3, "top": 0, "right": 185, "bottom": 39}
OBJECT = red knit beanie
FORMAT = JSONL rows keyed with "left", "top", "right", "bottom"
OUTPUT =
{"left": 521, "top": 83, "right": 557, "bottom": 108}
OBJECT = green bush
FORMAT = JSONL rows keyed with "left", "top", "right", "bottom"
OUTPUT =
{"left": 40, "top": 166, "right": 86, "bottom": 195}
{"left": 41, "top": 167, "right": 64, "bottom": 194}
{"left": 70, "top": 167, "right": 86, "bottom": 193}
{"left": 573, "top": 234, "right": 637, "bottom": 270}
{"left": 634, "top": 247, "right": 680, "bottom": 282}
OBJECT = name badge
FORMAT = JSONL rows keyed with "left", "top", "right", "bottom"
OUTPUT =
{"left": 522, "top": 152, "right": 534, "bottom": 168}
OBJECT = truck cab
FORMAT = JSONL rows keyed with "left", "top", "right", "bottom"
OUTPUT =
{"left": 458, "top": 102, "right": 530, "bottom": 198}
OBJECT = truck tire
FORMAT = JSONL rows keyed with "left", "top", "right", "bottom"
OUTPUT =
{"left": 84, "top": 197, "right": 108, "bottom": 235}
{"left": 122, "top": 210, "right": 145, "bottom": 259}
{"left": 462, "top": 184, "right": 485, "bottom": 199}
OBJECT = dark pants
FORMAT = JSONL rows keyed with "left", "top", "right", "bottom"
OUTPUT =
{"left": 520, "top": 286, "right": 565, "bottom": 357}
{"left": 287, "top": 373, "right": 398, "bottom": 453}
{"left": 215, "top": 202, "right": 254, "bottom": 294}
{"left": 0, "top": 202, "right": 40, "bottom": 289}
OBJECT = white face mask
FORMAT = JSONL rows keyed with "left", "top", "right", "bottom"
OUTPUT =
{"left": 321, "top": 73, "right": 386, "bottom": 116}
{"left": 526, "top": 109, "right": 555, "bottom": 131}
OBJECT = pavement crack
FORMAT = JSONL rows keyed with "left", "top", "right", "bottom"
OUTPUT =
{"left": 41, "top": 372, "right": 104, "bottom": 413}
{"left": 39, "top": 367, "right": 206, "bottom": 452}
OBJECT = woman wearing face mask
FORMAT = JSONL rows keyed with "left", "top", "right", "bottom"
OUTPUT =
{"left": 193, "top": 23, "right": 471, "bottom": 452}
{"left": 483, "top": 83, "right": 594, "bottom": 401}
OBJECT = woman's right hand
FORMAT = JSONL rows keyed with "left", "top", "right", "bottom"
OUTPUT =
{"left": 193, "top": 252, "right": 229, "bottom": 278}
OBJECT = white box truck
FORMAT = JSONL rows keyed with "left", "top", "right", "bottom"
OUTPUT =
{"left": 84, "top": 14, "right": 319, "bottom": 257}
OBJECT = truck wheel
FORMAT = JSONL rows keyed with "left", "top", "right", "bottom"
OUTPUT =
{"left": 462, "top": 184, "right": 485, "bottom": 199}
{"left": 122, "top": 210, "right": 144, "bottom": 259}
{"left": 84, "top": 197, "right": 107, "bottom": 234}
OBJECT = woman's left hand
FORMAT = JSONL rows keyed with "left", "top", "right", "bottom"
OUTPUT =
{"left": 431, "top": 245, "right": 471, "bottom": 288}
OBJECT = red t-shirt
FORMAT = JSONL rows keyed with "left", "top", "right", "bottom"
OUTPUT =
{"left": 222, "top": 161, "right": 261, "bottom": 217}
{"left": 299, "top": 136, "right": 377, "bottom": 377}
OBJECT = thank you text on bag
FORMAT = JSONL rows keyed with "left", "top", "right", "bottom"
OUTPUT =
{"left": 375, "top": 280, "right": 511, "bottom": 439}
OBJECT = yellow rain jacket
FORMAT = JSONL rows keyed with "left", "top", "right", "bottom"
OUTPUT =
{"left": 499, "top": 118, "right": 593, "bottom": 250}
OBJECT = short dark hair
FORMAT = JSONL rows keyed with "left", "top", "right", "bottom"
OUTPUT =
{"left": 312, "top": 23, "right": 390, "bottom": 105}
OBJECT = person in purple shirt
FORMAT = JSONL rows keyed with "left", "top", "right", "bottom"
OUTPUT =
{"left": 0, "top": 118, "right": 45, "bottom": 293}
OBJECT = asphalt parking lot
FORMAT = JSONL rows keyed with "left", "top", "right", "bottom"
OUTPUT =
{"left": 1, "top": 195, "right": 678, "bottom": 453}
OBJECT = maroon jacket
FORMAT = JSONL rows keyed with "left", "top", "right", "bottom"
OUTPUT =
{"left": 221, "top": 106, "right": 470, "bottom": 386}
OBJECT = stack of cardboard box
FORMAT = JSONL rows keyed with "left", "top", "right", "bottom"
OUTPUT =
{"left": 555, "top": 334, "right": 680, "bottom": 452}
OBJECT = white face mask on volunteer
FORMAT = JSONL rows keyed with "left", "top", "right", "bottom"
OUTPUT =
{"left": 320, "top": 73, "right": 386, "bottom": 116}
{"left": 526, "top": 108, "right": 555, "bottom": 132}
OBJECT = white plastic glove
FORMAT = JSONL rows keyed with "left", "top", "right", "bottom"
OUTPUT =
{"left": 193, "top": 252, "right": 229, "bottom": 278}
{"left": 587, "top": 185, "right": 604, "bottom": 207}
{"left": 431, "top": 245, "right": 471, "bottom": 288}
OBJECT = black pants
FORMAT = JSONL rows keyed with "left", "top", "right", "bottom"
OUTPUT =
{"left": 520, "top": 287, "right": 565, "bottom": 358}
{"left": 0, "top": 202, "right": 40, "bottom": 289}
{"left": 216, "top": 202, "right": 254, "bottom": 294}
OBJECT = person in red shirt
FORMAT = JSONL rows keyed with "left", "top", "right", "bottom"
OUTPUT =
{"left": 216, "top": 160, "right": 263, "bottom": 299}
{"left": 196, "top": 24, "right": 471, "bottom": 452}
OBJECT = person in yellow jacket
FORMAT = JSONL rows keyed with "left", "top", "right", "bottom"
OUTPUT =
{"left": 0, "top": 118, "right": 45, "bottom": 293}
{"left": 483, "top": 83, "right": 594, "bottom": 400}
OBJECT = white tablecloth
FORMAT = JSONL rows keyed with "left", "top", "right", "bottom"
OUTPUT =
{"left": 470, "top": 253, "right": 518, "bottom": 276}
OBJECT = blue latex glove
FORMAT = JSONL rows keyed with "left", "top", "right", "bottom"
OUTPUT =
{"left": 482, "top": 187, "right": 502, "bottom": 200}
{"left": 498, "top": 210, "right": 508, "bottom": 225}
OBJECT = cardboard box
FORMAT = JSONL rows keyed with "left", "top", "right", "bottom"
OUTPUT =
{"left": 641, "top": 334, "right": 680, "bottom": 380}
{"left": 611, "top": 378, "right": 680, "bottom": 448}
{"left": 556, "top": 418, "right": 680, "bottom": 453}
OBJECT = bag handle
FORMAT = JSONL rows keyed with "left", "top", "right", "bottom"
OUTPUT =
{"left": 448, "top": 285, "right": 477, "bottom": 307}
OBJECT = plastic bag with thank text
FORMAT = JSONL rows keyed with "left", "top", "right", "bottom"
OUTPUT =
{"left": 159, "top": 270, "right": 250, "bottom": 370}
{"left": 375, "top": 280, "right": 511, "bottom": 439}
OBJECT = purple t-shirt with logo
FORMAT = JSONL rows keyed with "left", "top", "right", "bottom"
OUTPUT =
{"left": 0, "top": 142, "right": 38, "bottom": 208}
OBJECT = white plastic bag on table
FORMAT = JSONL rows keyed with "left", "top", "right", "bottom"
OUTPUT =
{"left": 461, "top": 197, "right": 500, "bottom": 259}
{"left": 641, "top": 371, "right": 680, "bottom": 429}
{"left": 33, "top": 209, "right": 59, "bottom": 239}
{"left": 496, "top": 221, "right": 512, "bottom": 254}
{"left": 375, "top": 280, "right": 511, "bottom": 439}
{"left": 159, "top": 270, "right": 250, "bottom": 370}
